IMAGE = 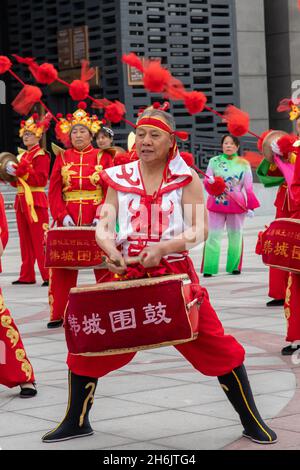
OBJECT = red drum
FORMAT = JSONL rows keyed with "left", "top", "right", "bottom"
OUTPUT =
{"left": 261, "top": 218, "right": 300, "bottom": 273}
{"left": 65, "top": 274, "right": 201, "bottom": 356}
{"left": 45, "top": 226, "right": 104, "bottom": 269}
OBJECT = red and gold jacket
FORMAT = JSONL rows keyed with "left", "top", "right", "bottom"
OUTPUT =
{"left": 49, "top": 144, "right": 113, "bottom": 226}
{"left": 11, "top": 144, "right": 50, "bottom": 212}
{"left": 291, "top": 148, "right": 300, "bottom": 218}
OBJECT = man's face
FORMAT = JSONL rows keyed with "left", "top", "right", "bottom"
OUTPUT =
{"left": 70, "top": 125, "right": 92, "bottom": 150}
{"left": 96, "top": 131, "right": 113, "bottom": 150}
{"left": 22, "top": 131, "right": 40, "bottom": 149}
{"left": 135, "top": 124, "right": 174, "bottom": 164}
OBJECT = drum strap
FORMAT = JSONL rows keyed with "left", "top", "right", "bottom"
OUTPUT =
{"left": 17, "top": 186, "right": 45, "bottom": 194}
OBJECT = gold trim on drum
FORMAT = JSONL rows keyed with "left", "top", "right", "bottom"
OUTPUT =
{"left": 70, "top": 274, "right": 189, "bottom": 293}
{"left": 263, "top": 263, "right": 300, "bottom": 274}
{"left": 70, "top": 333, "right": 199, "bottom": 357}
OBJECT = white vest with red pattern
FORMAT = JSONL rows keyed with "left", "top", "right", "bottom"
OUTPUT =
{"left": 102, "top": 153, "right": 193, "bottom": 259}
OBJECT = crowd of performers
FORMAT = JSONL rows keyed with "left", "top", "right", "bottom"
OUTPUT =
{"left": 0, "top": 51, "right": 299, "bottom": 446}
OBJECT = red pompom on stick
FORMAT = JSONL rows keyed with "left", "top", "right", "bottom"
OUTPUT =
{"left": 0, "top": 56, "right": 12, "bottom": 74}
{"left": 223, "top": 105, "right": 250, "bottom": 137}
{"left": 205, "top": 176, "right": 226, "bottom": 196}
{"left": 180, "top": 152, "right": 195, "bottom": 167}
{"left": 69, "top": 80, "right": 89, "bottom": 101}
{"left": 122, "top": 53, "right": 144, "bottom": 72}
{"left": 30, "top": 62, "right": 58, "bottom": 84}
{"left": 277, "top": 134, "right": 298, "bottom": 157}
{"left": 183, "top": 91, "right": 207, "bottom": 115}
{"left": 143, "top": 61, "right": 172, "bottom": 93}
{"left": 12, "top": 85, "right": 42, "bottom": 114}
{"left": 104, "top": 101, "right": 126, "bottom": 123}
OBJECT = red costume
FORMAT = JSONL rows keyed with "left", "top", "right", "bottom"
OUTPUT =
{"left": 0, "top": 193, "right": 35, "bottom": 387}
{"left": 48, "top": 144, "right": 113, "bottom": 324}
{"left": 67, "top": 152, "right": 245, "bottom": 378}
{"left": 284, "top": 147, "right": 300, "bottom": 342}
{"left": 11, "top": 144, "right": 50, "bottom": 283}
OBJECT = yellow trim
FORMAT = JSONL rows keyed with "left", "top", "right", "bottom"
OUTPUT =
{"left": 63, "top": 189, "right": 102, "bottom": 203}
{"left": 232, "top": 370, "right": 273, "bottom": 442}
{"left": 17, "top": 186, "right": 45, "bottom": 194}
{"left": 79, "top": 382, "right": 96, "bottom": 427}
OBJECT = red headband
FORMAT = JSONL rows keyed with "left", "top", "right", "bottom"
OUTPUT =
{"left": 136, "top": 117, "right": 189, "bottom": 141}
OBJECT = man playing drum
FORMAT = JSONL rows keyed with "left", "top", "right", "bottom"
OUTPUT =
{"left": 47, "top": 103, "right": 113, "bottom": 328}
{"left": 42, "top": 108, "right": 277, "bottom": 444}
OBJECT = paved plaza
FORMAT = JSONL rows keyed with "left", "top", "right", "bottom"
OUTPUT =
{"left": 0, "top": 187, "right": 299, "bottom": 450}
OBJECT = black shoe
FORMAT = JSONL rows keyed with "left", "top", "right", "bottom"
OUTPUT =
{"left": 203, "top": 273, "right": 212, "bottom": 277}
{"left": 231, "top": 270, "right": 241, "bottom": 275}
{"left": 20, "top": 383, "right": 37, "bottom": 398}
{"left": 281, "top": 344, "right": 300, "bottom": 356}
{"left": 218, "top": 365, "right": 277, "bottom": 444}
{"left": 42, "top": 280, "right": 49, "bottom": 287}
{"left": 266, "top": 299, "right": 285, "bottom": 307}
{"left": 42, "top": 371, "right": 97, "bottom": 442}
{"left": 12, "top": 280, "right": 36, "bottom": 285}
{"left": 47, "top": 320, "right": 63, "bottom": 329}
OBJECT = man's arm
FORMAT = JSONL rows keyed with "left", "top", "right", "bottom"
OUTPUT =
{"left": 96, "top": 186, "right": 126, "bottom": 272}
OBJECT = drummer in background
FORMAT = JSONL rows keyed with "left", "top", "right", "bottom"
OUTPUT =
{"left": 47, "top": 103, "right": 113, "bottom": 329}
{"left": 0, "top": 190, "right": 37, "bottom": 397}
{"left": 42, "top": 106, "right": 277, "bottom": 444}
{"left": 5, "top": 113, "right": 51, "bottom": 287}
{"left": 257, "top": 104, "right": 300, "bottom": 354}
{"left": 95, "top": 126, "right": 114, "bottom": 150}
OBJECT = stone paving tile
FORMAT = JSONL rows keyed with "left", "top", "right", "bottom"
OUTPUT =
{"left": 225, "top": 428, "right": 300, "bottom": 451}
{"left": 181, "top": 393, "right": 292, "bottom": 422}
{"left": 0, "top": 411, "right": 54, "bottom": 438}
{"left": 150, "top": 425, "right": 243, "bottom": 450}
{"left": 1, "top": 385, "right": 71, "bottom": 411}
{"left": 13, "top": 397, "right": 164, "bottom": 424}
{"left": 94, "top": 409, "right": 235, "bottom": 441}
{"left": 99, "top": 373, "right": 188, "bottom": 397}
{"left": 0, "top": 429, "right": 134, "bottom": 450}
{"left": 117, "top": 382, "right": 226, "bottom": 409}
{"left": 105, "top": 441, "right": 174, "bottom": 450}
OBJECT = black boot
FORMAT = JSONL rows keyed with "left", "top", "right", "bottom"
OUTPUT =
{"left": 42, "top": 371, "right": 97, "bottom": 442}
{"left": 218, "top": 365, "right": 277, "bottom": 444}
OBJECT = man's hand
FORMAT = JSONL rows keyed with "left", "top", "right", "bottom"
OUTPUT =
{"left": 63, "top": 215, "right": 76, "bottom": 227}
{"left": 105, "top": 250, "right": 127, "bottom": 274}
{"left": 207, "top": 176, "right": 215, "bottom": 184}
{"left": 140, "top": 245, "right": 163, "bottom": 268}
{"left": 6, "top": 161, "right": 17, "bottom": 176}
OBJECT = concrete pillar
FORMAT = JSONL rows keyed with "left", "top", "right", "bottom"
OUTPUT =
{"left": 234, "top": 0, "right": 269, "bottom": 135}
